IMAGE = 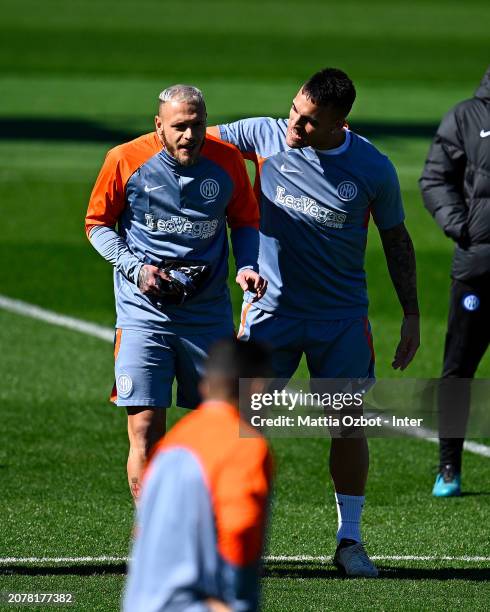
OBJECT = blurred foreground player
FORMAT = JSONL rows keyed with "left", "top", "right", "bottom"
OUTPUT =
{"left": 209, "top": 68, "right": 419, "bottom": 576}
{"left": 85, "top": 85, "right": 265, "bottom": 502}
{"left": 123, "top": 338, "right": 273, "bottom": 612}
{"left": 420, "top": 66, "right": 490, "bottom": 497}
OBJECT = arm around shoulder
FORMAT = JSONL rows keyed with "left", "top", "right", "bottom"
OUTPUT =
{"left": 207, "top": 126, "right": 221, "bottom": 139}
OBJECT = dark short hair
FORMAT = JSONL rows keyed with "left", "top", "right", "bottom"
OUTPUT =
{"left": 206, "top": 337, "right": 272, "bottom": 389}
{"left": 302, "top": 68, "right": 356, "bottom": 117}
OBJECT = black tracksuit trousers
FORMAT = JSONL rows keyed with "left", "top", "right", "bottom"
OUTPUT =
{"left": 438, "top": 275, "right": 490, "bottom": 471}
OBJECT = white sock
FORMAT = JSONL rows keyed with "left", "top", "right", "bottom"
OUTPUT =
{"left": 335, "top": 493, "right": 364, "bottom": 543}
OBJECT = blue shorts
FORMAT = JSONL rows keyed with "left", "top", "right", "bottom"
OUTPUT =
{"left": 111, "top": 324, "right": 233, "bottom": 409}
{"left": 238, "top": 303, "right": 375, "bottom": 379}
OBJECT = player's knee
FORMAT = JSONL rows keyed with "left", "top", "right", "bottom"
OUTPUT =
{"left": 331, "top": 435, "right": 369, "bottom": 458}
{"left": 127, "top": 410, "right": 163, "bottom": 456}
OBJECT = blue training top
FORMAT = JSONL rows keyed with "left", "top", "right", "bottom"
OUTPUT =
{"left": 219, "top": 118, "right": 405, "bottom": 320}
{"left": 86, "top": 132, "right": 260, "bottom": 333}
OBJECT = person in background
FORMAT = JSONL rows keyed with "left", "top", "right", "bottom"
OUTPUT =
{"left": 420, "top": 66, "right": 490, "bottom": 497}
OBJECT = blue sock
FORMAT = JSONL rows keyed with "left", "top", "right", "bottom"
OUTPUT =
{"left": 335, "top": 493, "right": 364, "bottom": 543}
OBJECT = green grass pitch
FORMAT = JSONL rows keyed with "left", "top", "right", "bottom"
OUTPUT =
{"left": 1, "top": 1, "right": 490, "bottom": 610}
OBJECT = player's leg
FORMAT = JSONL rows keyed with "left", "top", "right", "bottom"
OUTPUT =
{"left": 237, "top": 303, "right": 303, "bottom": 378}
{"left": 172, "top": 320, "right": 234, "bottom": 410}
{"left": 127, "top": 408, "right": 166, "bottom": 500}
{"left": 328, "top": 437, "right": 369, "bottom": 494}
{"left": 306, "top": 317, "right": 373, "bottom": 494}
{"left": 434, "top": 278, "right": 490, "bottom": 497}
{"left": 306, "top": 317, "right": 377, "bottom": 577}
{"left": 112, "top": 329, "right": 174, "bottom": 501}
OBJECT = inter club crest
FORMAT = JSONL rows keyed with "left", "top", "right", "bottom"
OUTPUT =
{"left": 337, "top": 181, "right": 358, "bottom": 201}
{"left": 200, "top": 178, "right": 220, "bottom": 200}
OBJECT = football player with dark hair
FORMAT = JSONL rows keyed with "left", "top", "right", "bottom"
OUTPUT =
{"left": 209, "top": 67, "right": 420, "bottom": 577}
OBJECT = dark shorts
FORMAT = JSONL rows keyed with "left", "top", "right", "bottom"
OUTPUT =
{"left": 237, "top": 303, "right": 375, "bottom": 379}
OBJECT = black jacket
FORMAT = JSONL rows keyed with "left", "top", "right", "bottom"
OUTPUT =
{"left": 419, "top": 67, "right": 490, "bottom": 281}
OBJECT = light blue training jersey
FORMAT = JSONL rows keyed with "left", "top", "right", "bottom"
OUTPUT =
{"left": 86, "top": 133, "right": 259, "bottom": 333}
{"left": 219, "top": 118, "right": 405, "bottom": 320}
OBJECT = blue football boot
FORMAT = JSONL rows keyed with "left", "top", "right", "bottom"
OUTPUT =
{"left": 432, "top": 464, "right": 461, "bottom": 497}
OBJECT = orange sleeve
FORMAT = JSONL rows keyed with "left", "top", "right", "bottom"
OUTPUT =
{"left": 214, "top": 439, "right": 272, "bottom": 566}
{"left": 226, "top": 151, "right": 260, "bottom": 231}
{"left": 85, "top": 148, "right": 126, "bottom": 238}
{"left": 85, "top": 133, "right": 162, "bottom": 239}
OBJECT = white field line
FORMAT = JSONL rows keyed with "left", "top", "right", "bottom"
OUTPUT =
{"left": 0, "top": 294, "right": 113, "bottom": 342}
{"left": 364, "top": 411, "right": 490, "bottom": 457}
{"left": 1, "top": 294, "right": 489, "bottom": 460}
{"left": 0, "top": 556, "right": 128, "bottom": 564}
{"left": 267, "top": 554, "right": 490, "bottom": 563}
{"left": 0, "top": 555, "right": 489, "bottom": 565}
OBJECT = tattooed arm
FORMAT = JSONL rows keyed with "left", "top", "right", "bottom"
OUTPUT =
{"left": 379, "top": 222, "right": 420, "bottom": 370}
{"left": 88, "top": 225, "right": 171, "bottom": 296}
{"left": 137, "top": 265, "right": 170, "bottom": 297}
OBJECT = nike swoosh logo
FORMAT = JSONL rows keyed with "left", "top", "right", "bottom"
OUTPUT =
{"left": 144, "top": 184, "right": 166, "bottom": 193}
{"left": 280, "top": 164, "right": 302, "bottom": 173}
{"left": 480, "top": 129, "right": 490, "bottom": 138}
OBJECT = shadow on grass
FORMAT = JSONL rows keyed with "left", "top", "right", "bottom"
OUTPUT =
{"left": 377, "top": 566, "right": 490, "bottom": 581}
{"left": 459, "top": 491, "right": 490, "bottom": 497}
{"left": 0, "top": 119, "right": 135, "bottom": 144}
{"left": 2, "top": 561, "right": 489, "bottom": 581}
{"left": 262, "top": 561, "right": 490, "bottom": 581}
{"left": 0, "top": 117, "right": 439, "bottom": 143}
{"left": 0, "top": 563, "right": 127, "bottom": 576}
